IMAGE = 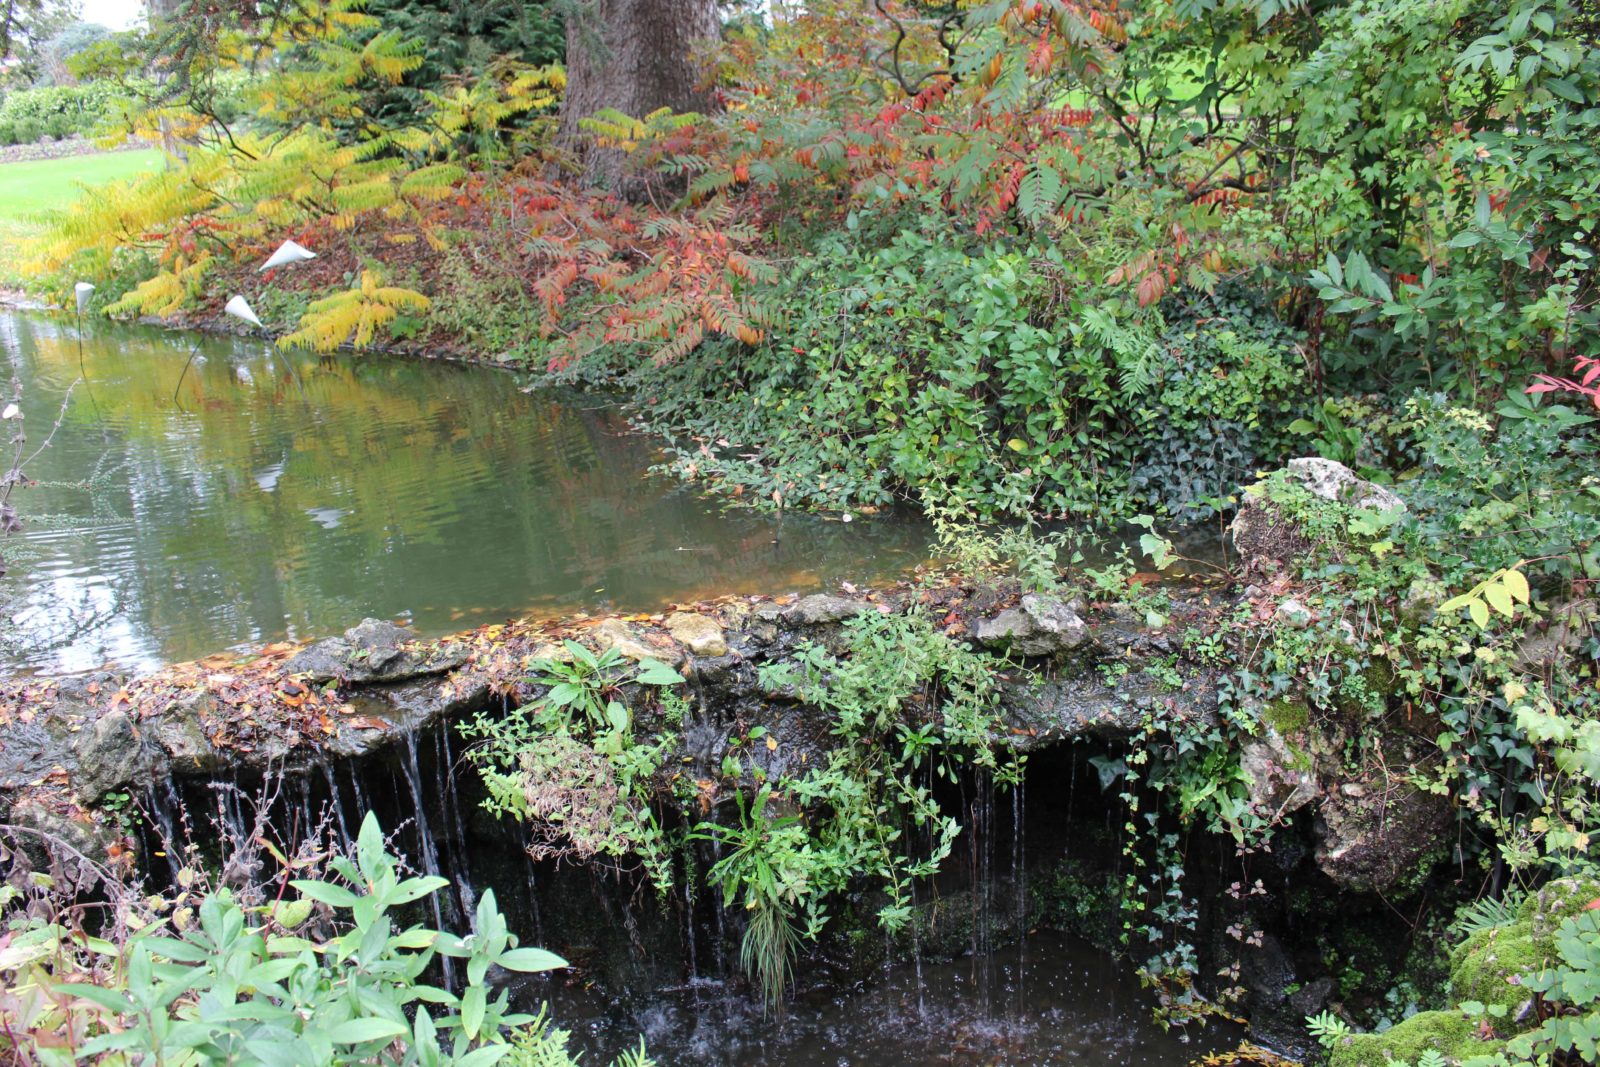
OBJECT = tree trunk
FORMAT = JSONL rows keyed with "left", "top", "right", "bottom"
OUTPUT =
{"left": 556, "top": 0, "right": 720, "bottom": 189}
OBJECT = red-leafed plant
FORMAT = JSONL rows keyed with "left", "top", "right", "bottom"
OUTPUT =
{"left": 1527, "top": 356, "right": 1600, "bottom": 410}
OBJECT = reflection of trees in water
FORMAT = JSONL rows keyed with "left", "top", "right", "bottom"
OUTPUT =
{"left": 0, "top": 456, "right": 131, "bottom": 666}
{"left": 8, "top": 312, "right": 931, "bottom": 668}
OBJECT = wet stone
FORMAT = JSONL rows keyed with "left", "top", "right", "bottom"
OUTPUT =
{"left": 286, "top": 618, "right": 468, "bottom": 684}
{"left": 593, "top": 619, "right": 684, "bottom": 666}
{"left": 773, "top": 594, "right": 870, "bottom": 627}
{"left": 974, "top": 594, "right": 1090, "bottom": 657}
{"left": 73, "top": 709, "right": 157, "bottom": 804}
{"left": 664, "top": 612, "right": 729, "bottom": 657}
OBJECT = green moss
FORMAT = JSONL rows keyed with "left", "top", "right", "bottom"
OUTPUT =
{"left": 1515, "top": 876, "right": 1600, "bottom": 931}
{"left": 1263, "top": 697, "right": 1311, "bottom": 735}
{"left": 1448, "top": 920, "right": 1546, "bottom": 1012}
{"left": 1329, "top": 1010, "right": 1497, "bottom": 1067}
{"left": 1444, "top": 878, "right": 1600, "bottom": 1012}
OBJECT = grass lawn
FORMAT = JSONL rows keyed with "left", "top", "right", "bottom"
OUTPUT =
{"left": 0, "top": 148, "right": 165, "bottom": 221}
{"left": 0, "top": 148, "right": 164, "bottom": 284}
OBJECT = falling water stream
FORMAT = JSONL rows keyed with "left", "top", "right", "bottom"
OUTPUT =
{"left": 141, "top": 726, "right": 1240, "bottom": 1067}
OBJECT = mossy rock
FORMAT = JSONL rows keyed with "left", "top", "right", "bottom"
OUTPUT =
{"left": 1328, "top": 1009, "right": 1497, "bottom": 1067}
{"left": 1446, "top": 877, "right": 1600, "bottom": 1012}
{"left": 1516, "top": 876, "right": 1600, "bottom": 932}
{"left": 1448, "top": 920, "right": 1545, "bottom": 1012}
{"left": 1263, "top": 697, "right": 1311, "bottom": 737}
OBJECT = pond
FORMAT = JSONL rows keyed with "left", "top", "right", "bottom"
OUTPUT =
{"left": 0, "top": 309, "right": 932, "bottom": 673}
{"left": 530, "top": 929, "right": 1227, "bottom": 1066}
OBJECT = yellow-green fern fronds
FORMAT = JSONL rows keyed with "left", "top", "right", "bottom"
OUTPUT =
{"left": 399, "top": 162, "right": 466, "bottom": 202}
{"left": 23, "top": 151, "right": 228, "bottom": 275}
{"left": 279, "top": 269, "right": 429, "bottom": 352}
{"left": 580, "top": 107, "right": 699, "bottom": 154}
{"left": 103, "top": 254, "right": 213, "bottom": 317}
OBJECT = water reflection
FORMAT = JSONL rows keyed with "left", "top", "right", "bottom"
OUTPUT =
{"left": 0, "top": 311, "right": 932, "bottom": 672}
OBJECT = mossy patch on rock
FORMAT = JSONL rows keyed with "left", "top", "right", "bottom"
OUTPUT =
{"left": 1328, "top": 1009, "right": 1496, "bottom": 1067}
{"left": 1331, "top": 877, "right": 1600, "bottom": 1066}
{"left": 1263, "top": 697, "right": 1311, "bottom": 736}
{"left": 1446, "top": 877, "right": 1600, "bottom": 1013}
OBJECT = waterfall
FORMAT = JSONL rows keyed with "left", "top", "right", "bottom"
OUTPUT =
{"left": 142, "top": 777, "right": 185, "bottom": 881}
{"left": 399, "top": 733, "right": 447, "bottom": 929}
{"left": 318, "top": 758, "right": 352, "bottom": 846}
{"left": 436, "top": 726, "right": 477, "bottom": 921}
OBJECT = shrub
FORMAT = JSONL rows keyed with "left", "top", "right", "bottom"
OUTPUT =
{"left": 0, "top": 813, "right": 614, "bottom": 1066}
{"left": 0, "top": 81, "right": 125, "bottom": 139}
{"left": 619, "top": 216, "right": 1307, "bottom": 523}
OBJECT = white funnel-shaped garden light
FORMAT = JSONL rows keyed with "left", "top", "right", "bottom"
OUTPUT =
{"left": 74, "top": 282, "right": 95, "bottom": 314}
{"left": 259, "top": 240, "right": 317, "bottom": 272}
{"left": 224, "top": 295, "right": 263, "bottom": 328}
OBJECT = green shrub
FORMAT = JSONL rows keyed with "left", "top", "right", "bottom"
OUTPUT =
{"left": 0, "top": 813, "right": 626, "bottom": 1066}
{"left": 0, "top": 82, "right": 125, "bottom": 138}
{"left": 615, "top": 214, "right": 1307, "bottom": 523}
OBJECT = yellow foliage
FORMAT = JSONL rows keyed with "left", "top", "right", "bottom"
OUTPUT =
{"left": 23, "top": 151, "right": 228, "bottom": 276}
{"left": 580, "top": 107, "right": 699, "bottom": 154}
{"left": 278, "top": 270, "right": 430, "bottom": 352}
{"left": 23, "top": 0, "right": 566, "bottom": 331}
{"left": 103, "top": 255, "right": 212, "bottom": 317}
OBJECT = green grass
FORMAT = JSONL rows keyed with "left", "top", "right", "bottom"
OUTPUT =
{"left": 0, "top": 149, "right": 164, "bottom": 285}
{"left": 0, "top": 148, "right": 165, "bottom": 222}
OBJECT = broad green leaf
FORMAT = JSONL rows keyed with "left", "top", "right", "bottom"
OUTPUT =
{"left": 497, "top": 947, "right": 569, "bottom": 973}
{"left": 291, "top": 880, "right": 360, "bottom": 909}
{"left": 328, "top": 1017, "right": 408, "bottom": 1044}
{"left": 1469, "top": 598, "right": 1491, "bottom": 629}
{"left": 1502, "top": 568, "right": 1531, "bottom": 604}
{"left": 1484, "top": 583, "right": 1515, "bottom": 618}
{"left": 385, "top": 875, "right": 449, "bottom": 906}
{"left": 57, "top": 982, "right": 135, "bottom": 1014}
{"left": 635, "top": 658, "right": 685, "bottom": 685}
{"left": 606, "top": 700, "right": 631, "bottom": 733}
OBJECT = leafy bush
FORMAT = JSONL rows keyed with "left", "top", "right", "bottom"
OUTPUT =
{"left": 618, "top": 218, "right": 1307, "bottom": 522}
{"left": 0, "top": 812, "right": 633, "bottom": 1067}
{"left": 0, "top": 81, "right": 126, "bottom": 138}
{"left": 461, "top": 643, "right": 687, "bottom": 889}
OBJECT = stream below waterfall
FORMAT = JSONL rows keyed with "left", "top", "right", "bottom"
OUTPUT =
{"left": 524, "top": 929, "right": 1224, "bottom": 1066}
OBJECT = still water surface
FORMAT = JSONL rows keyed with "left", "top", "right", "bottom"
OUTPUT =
{"left": 0, "top": 310, "right": 931, "bottom": 672}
